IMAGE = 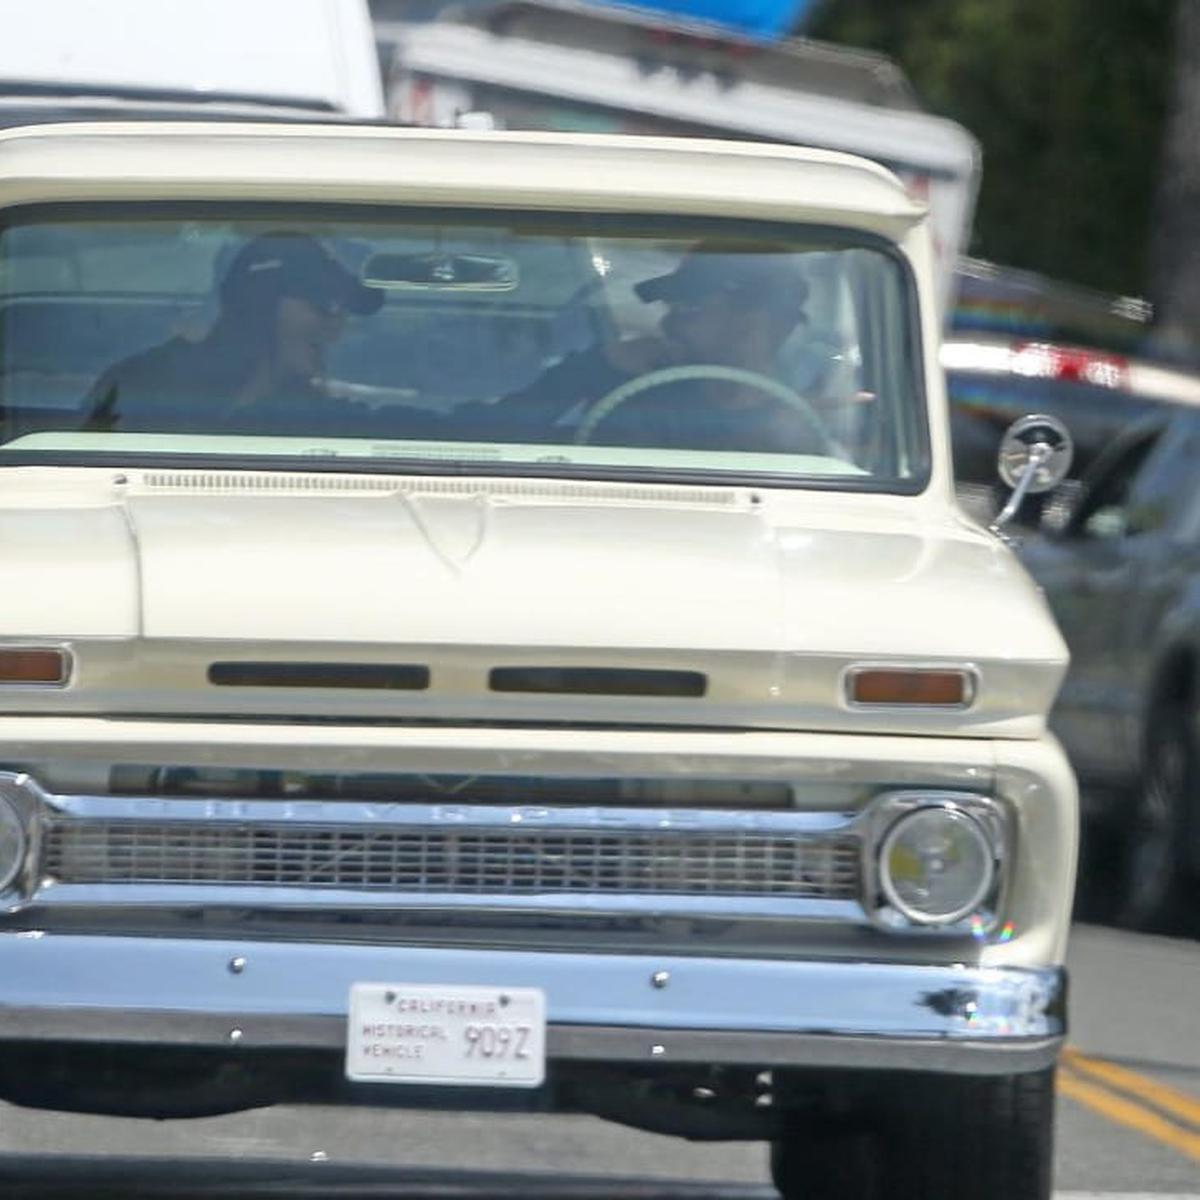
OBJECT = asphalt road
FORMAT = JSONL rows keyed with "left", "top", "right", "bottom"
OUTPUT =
{"left": 1, "top": 922, "right": 1196, "bottom": 1198}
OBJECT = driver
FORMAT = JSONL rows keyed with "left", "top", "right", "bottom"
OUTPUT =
{"left": 84, "top": 232, "right": 384, "bottom": 436}
{"left": 490, "top": 243, "right": 820, "bottom": 452}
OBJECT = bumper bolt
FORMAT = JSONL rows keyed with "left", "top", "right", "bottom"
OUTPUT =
{"left": 650, "top": 970, "right": 670, "bottom": 989}
{"left": 650, "top": 1044, "right": 666, "bottom": 1057}
{"left": 228, "top": 956, "right": 247, "bottom": 975}
{"left": 229, "top": 1028, "right": 243, "bottom": 1044}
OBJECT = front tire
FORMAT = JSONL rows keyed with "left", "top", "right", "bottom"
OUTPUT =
{"left": 770, "top": 1069, "right": 1055, "bottom": 1200}
{"left": 769, "top": 1125, "right": 880, "bottom": 1200}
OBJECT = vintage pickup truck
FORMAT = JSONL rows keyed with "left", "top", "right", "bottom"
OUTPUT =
{"left": 0, "top": 121, "right": 1075, "bottom": 1199}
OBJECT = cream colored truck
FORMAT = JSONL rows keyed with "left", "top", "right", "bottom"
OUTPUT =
{"left": 0, "top": 122, "right": 1075, "bottom": 1200}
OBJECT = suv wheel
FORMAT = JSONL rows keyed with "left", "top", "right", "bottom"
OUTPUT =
{"left": 770, "top": 1069, "right": 1054, "bottom": 1200}
{"left": 1117, "top": 704, "right": 1195, "bottom": 930}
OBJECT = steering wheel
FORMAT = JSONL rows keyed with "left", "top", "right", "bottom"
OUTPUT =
{"left": 573, "top": 363, "right": 833, "bottom": 451}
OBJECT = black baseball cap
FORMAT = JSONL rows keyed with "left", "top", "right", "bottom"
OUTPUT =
{"left": 220, "top": 233, "right": 384, "bottom": 316}
{"left": 635, "top": 244, "right": 809, "bottom": 315}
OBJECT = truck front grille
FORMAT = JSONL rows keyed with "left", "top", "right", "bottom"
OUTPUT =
{"left": 44, "top": 817, "right": 860, "bottom": 900}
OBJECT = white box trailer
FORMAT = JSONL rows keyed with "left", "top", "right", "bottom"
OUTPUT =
{"left": 0, "top": 0, "right": 385, "bottom": 121}
{"left": 375, "top": 0, "right": 979, "bottom": 308}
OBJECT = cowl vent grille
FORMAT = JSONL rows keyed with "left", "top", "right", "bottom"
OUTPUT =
{"left": 140, "top": 472, "right": 395, "bottom": 494}
{"left": 134, "top": 472, "right": 744, "bottom": 507}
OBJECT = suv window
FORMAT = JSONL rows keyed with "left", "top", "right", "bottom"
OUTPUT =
{"left": 1122, "top": 424, "right": 1200, "bottom": 538}
{"left": 1071, "top": 429, "right": 1161, "bottom": 540}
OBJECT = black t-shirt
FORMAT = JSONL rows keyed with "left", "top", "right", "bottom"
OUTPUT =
{"left": 84, "top": 337, "right": 363, "bottom": 437}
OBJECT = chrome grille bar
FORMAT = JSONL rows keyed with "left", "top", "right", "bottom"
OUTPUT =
{"left": 43, "top": 815, "right": 860, "bottom": 900}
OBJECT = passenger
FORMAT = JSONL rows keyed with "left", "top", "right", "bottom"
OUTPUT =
{"left": 489, "top": 244, "right": 827, "bottom": 452}
{"left": 84, "top": 233, "right": 383, "bottom": 435}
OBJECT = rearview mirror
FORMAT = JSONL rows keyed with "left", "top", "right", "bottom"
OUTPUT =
{"left": 361, "top": 252, "right": 519, "bottom": 291}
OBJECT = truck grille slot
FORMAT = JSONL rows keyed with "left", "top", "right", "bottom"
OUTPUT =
{"left": 44, "top": 821, "right": 860, "bottom": 899}
{"left": 104, "top": 769, "right": 793, "bottom": 809}
{"left": 207, "top": 662, "right": 430, "bottom": 690}
{"left": 488, "top": 667, "right": 707, "bottom": 697}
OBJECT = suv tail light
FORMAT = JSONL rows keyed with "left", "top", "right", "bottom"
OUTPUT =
{"left": 941, "top": 339, "right": 1129, "bottom": 389}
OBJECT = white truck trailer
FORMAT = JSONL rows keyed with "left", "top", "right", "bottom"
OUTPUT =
{"left": 373, "top": 0, "right": 979, "bottom": 308}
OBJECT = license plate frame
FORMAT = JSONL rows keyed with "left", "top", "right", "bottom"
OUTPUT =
{"left": 345, "top": 982, "right": 547, "bottom": 1088}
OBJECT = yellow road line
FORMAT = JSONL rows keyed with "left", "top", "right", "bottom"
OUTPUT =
{"left": 1063, "top": 1046, "right": 1200, "bottom": 1131}
{"left": 1058, "top": 1066, "right": 1200, "bottom": 1163}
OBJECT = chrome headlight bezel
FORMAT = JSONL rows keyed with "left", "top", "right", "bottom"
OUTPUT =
{"left": 0, "top": 787, "right": 29, "bottom": 894}
{"left": 864, "top": 791, "right": 1009, "bottom": 933}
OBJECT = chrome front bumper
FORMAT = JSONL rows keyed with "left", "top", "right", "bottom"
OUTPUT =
{"left": 0, "top": 933, "right": 1065, "bottom": 1075}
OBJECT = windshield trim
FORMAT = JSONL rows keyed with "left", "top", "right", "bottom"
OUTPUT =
{"left": 0, "top": 201, "right": 933, "bottom": 497}
{"left": 0, "top": 449, "right": 933, "bottom": 496}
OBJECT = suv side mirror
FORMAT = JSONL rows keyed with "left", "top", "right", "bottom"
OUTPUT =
{"left": 991, "top": 414, "right": 1075, "bottom": 533}
{"left": 1038, "top": 477, "right": 1086, "bottom": 537}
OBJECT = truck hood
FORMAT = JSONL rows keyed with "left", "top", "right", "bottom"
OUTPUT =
{"left": 0, "top": 471, "right": 1067, "bottom": 737}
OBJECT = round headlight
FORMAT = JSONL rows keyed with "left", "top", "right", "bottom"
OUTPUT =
{"left": 0, "top": 794, "right": 26, "bottom": 892}
{"left": 878, "top": 805, "right": 995, "bottom": 925}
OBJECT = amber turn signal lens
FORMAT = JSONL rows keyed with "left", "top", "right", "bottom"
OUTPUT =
{"left": 0, "top": 648, "right": 69, "bottom": 685}
{"left": 849, "top": 668, "right": 970, "bottom": 707}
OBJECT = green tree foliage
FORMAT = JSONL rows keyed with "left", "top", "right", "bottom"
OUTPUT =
{"left": 808, "top": 0, "right": 1174, "bottom": 294}
{"left": 1148, "top": 0, "right": 1200, "bottom": 346}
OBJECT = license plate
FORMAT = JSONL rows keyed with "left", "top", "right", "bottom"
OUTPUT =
{"left": 345, "top": 983, "right": 546, "bottom": 1088}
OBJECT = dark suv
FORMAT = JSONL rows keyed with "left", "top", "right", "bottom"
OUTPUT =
{"left": 1021, "top": 408, "right": 1200, "bottom": 928}
{"left": 946, "top": 257, "right": 1200, "bottom": 525}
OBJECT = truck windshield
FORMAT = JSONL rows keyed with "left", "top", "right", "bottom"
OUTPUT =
{"left": 0, "top": 205, "right": 928, "bottom": 489}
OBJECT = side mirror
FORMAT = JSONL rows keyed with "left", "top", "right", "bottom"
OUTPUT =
{"left": 990, "top": 414, "right": 1075, "bottom": 533}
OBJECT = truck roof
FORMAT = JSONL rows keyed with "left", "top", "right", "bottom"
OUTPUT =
{"left": 0, "top": 122, "right": 925, "bottom": 236}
